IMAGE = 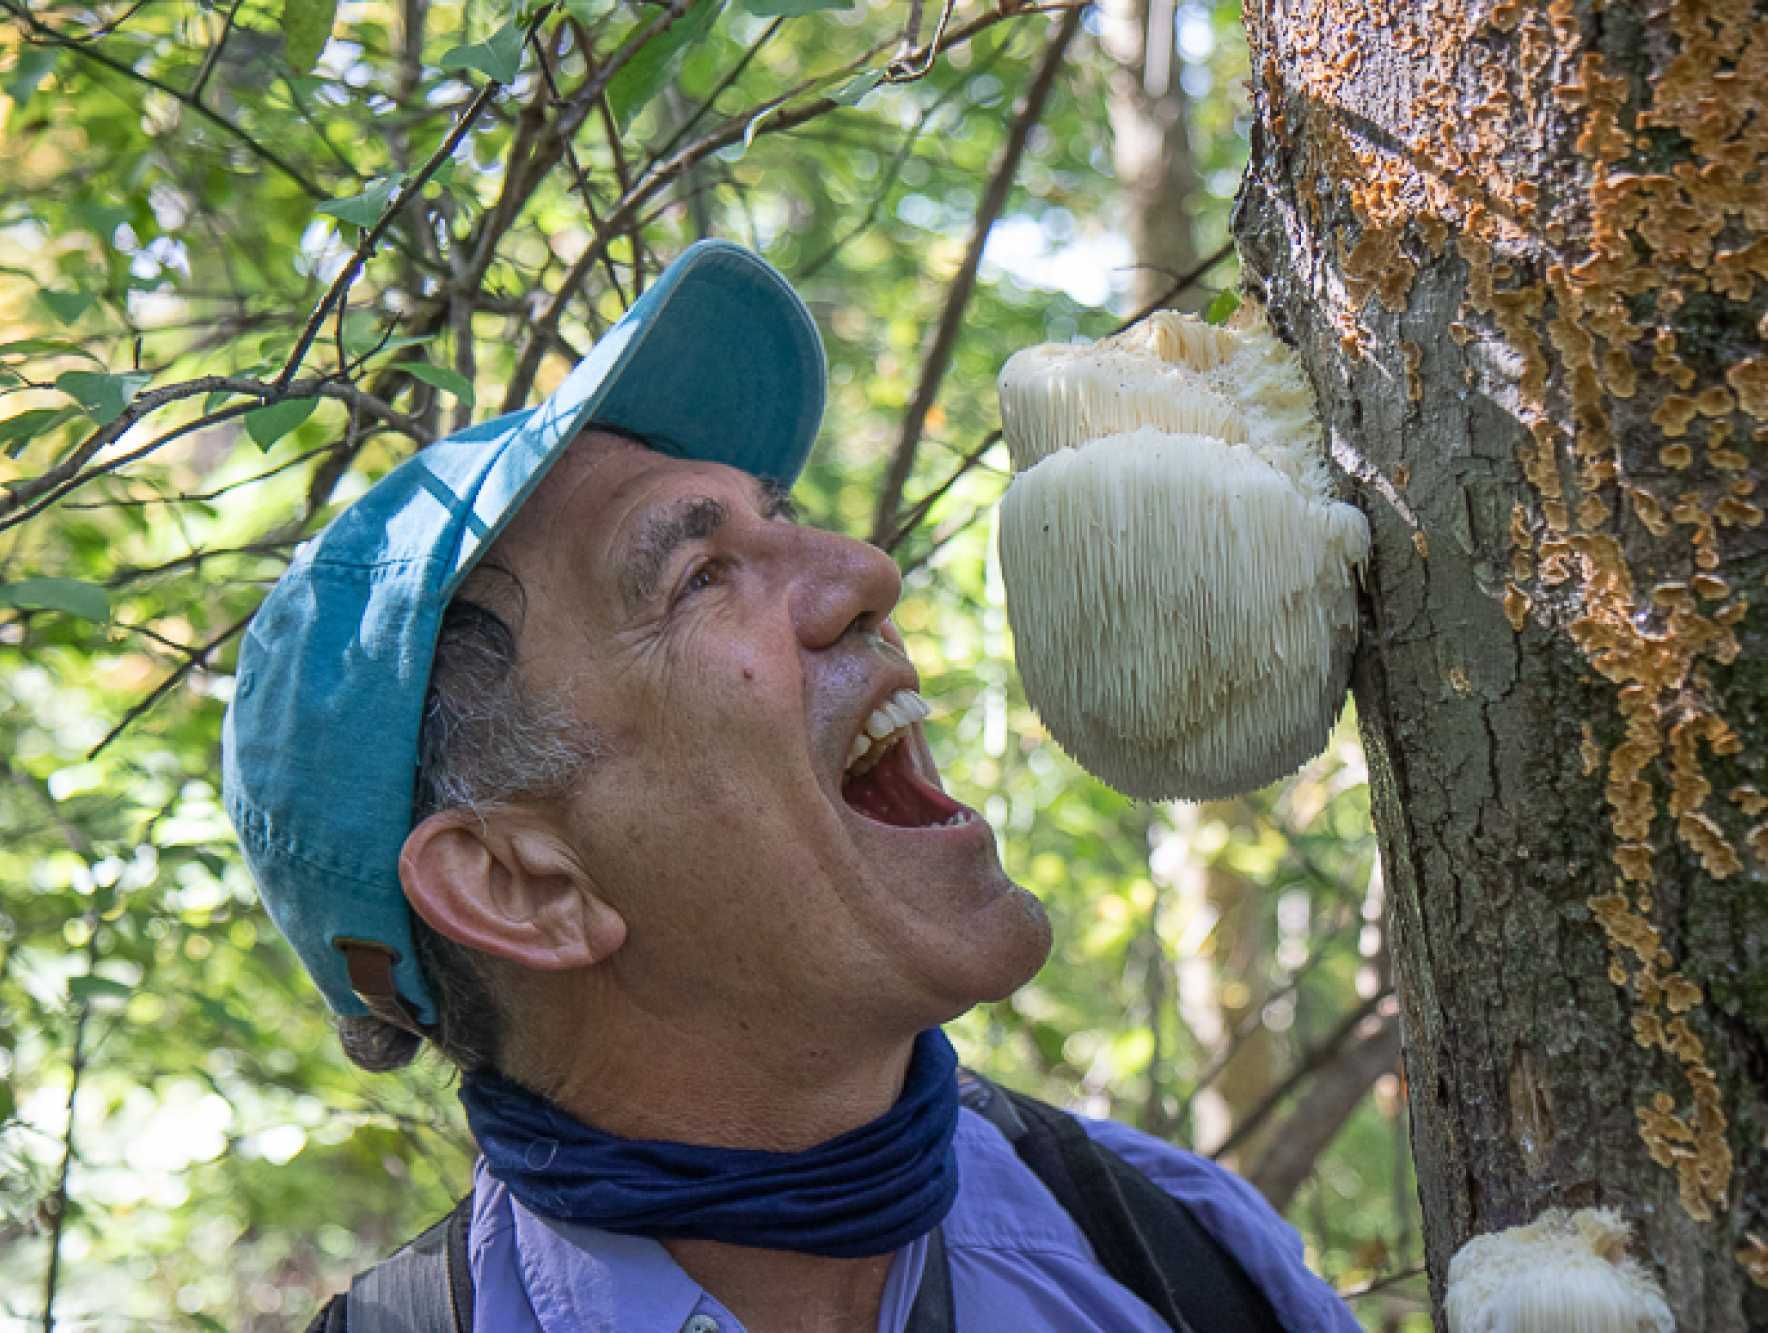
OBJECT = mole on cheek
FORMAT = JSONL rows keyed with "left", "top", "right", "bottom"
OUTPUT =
{"left": 742, "top": 667, "right": 755, "bottom": 681}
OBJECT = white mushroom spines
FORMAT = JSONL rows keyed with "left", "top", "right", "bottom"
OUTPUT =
{"left": 1444, "top": 1209, "right": 1674, "bottom": 1333}
{"left": 995, "top": 305, "right": 1368, "bottom": 801}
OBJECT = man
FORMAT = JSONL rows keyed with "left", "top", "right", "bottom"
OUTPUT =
{"left": 223, "top": 241, "right": 1359, "bottom": 1331}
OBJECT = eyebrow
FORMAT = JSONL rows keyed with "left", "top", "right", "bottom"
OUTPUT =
{"left": 617, "top": 476, "right": 798, "bottom": 612}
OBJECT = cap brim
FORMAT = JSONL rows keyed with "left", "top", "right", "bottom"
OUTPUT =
{"left": 446, "top": 238, "right": 825, "bottom": 592}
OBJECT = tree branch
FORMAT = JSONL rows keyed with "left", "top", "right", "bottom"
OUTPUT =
{"left": 1245, "top": 1011, "right": 1402, "bottom": 1210}
{"left": 88, "top": 609, "right": 254, "bottom": 758}
{"left": 1212, "top": 988, "right": 1394, "bottom": 1161}
{"left": 500, "top": 0, "right": 1091, "bottom": 411}
{"left": 0, "top": 377, "right": 427, "bottom": 531}
{"left": 274, "top": 32, "right": 532, "bottom": 391}
{"left": 869, "top": 4, "right": 1083, "bottom": 546}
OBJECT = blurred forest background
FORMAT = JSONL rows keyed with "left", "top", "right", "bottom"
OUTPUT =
{"left": 0, "top": 0, "right": 1422, "bottom": 1326}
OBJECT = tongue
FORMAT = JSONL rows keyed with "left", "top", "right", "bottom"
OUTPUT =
{"left": 843, "top": 742, "right": 966, "bottom": 828}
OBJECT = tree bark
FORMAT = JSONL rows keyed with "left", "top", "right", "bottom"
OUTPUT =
{"left": 1233, "top": 2, "right": 1766, "bottom": 1327}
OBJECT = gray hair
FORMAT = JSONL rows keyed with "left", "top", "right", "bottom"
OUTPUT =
{"left": 336, "top": 564, "right": 599, "bottom": 1074}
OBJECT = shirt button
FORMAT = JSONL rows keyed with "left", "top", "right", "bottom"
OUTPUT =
{"left": 682, "top": 1318, "right": 720, "bottom": 1333}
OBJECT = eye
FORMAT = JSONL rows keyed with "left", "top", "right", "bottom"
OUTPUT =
{"left": 674, "top": 557, "right": 724, "bottom": 604}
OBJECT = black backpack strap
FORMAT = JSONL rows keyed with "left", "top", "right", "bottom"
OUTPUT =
{"left": 313, "top": 1194, "right": 474, "bottom": 1333}
{"left": 959, "top": 1071, "right": 1283, "bottom": 1333}
{"left": 903, "top": 1224, "right": 955, "bottom": 1333}
{"left": 304, "top": 1293, "right": 348, "bottom": 1333}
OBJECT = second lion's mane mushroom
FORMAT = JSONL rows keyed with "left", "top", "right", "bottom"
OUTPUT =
{"left": 995, "top": 305, "right": 1369, "bottom": 802}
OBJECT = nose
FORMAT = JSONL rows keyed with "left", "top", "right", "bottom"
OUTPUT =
{"left": 789, "top": 527, "right": 903, "bottom": 650}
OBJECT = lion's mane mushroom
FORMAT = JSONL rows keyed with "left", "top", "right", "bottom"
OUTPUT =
{"left": 995, "top": 305, "right": 1369, "bottom": 801}
{"left": 1444, "top": 1208, "right": 1674, "bottom": 1333}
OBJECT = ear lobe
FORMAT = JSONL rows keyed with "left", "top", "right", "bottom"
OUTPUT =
{"left": 399, "top": 811, "right": 626, "bottom": 972}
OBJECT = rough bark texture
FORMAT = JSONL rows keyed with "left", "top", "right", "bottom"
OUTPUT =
{"left": 1233, "top": 1, "right": 1766, "bottom": 1326}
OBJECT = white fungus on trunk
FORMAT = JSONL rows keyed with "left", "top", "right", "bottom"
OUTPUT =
{"left": 1444, "top": 1208, "right": 1674, "bottom": 1333}
{"left": 995, "top": 305, "right": 1369, "bottom": 801}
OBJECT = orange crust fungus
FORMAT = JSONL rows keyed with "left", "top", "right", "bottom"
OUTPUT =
{"left": 1248, "top": 0, "right": 1764, "bottom": 1261}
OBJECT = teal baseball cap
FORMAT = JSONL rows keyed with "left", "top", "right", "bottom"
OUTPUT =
{"left": 221, "top": 240, "right": 825, "bottom": 1024}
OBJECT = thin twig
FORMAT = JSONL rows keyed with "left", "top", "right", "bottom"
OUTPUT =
{"left": 1339, "top": 1264, "right": 1428, "bottom": 1300}
{"left": 1175, "top": 909, "right": 1359, "bottom": 1123}
{"left": 648, "top": 16, "right": 784, "bottom": 165}
{"left": 887, "top": 0, "right": 955, "bottom": 80}
{"left": 870, "top": 4, "right": 1083, "bottom": 546}
{"left": 188, "top": 0, "right": 244, "bottom": 100}
{"left": 0, "top": 378, "right": 426, "bottom": 531}
{"left": 456, "top": 0, "right": 693, "bottom": 302}
{"left": 597, "top": 94, "right": 643, "bottom": 303}
{"left": 88, "top": 611, "right": 254, "bottom": 758}
{"left": 799, "top": 32, "right": 1017, "bottom": 281}
{"left": 500, "top": 0, "right": 1090, "bottom": 410}
{"left": 274, "top": 36, "right": 532, "bottom": 391}
{"left": 1109, "top": 239, "right": 1237, "bottom": 333}
{"left": 1211, "top": 988, "right": 1393, "bottom": 1161}
{"left": 884, "top": 429, "right": 1001, "bottom": 554}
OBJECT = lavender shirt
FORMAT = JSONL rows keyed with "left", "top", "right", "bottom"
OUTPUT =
{"left": 467, "top": 1105, "right": 1360, "bottom": 1331}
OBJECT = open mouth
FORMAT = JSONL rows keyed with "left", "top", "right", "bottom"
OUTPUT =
{"left": 841, "top": 689, "right": 977, "bottom": 831}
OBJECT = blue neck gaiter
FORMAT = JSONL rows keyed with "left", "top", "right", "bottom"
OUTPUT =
{"left": 459, "top": 1028, "right": 960, "bottom": 1259}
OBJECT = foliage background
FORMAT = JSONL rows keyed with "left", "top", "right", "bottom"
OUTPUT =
{"left": 0, "top": 0, "right": 1424, "bottom": 1325}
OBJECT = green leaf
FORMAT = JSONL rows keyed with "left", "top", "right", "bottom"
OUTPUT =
{"left": 56, "top": 369, "right": 151, "bottom": 425}
{"left": 244, "top": 396, "right": 318, "bottom": 449}
{"left": 0, "top": 577, "right": 110, "bottom": 622}
{"left": 439, "top": 20, "right": 525, "bottom": 85}
{"left": 404, "top": 363, "right": 475, "bottom": 406}
{"left": 339, "top": 323, "right": 435, "bottom": 360}
{"left": 740, "top": 0, "right": 851, "bottom": 14}
{"left": 830, "top": 69, "right": 882, "bottom": 106}
{"left": 560, "top": 0, "right": 615, "bottom": 22}
{"left": 283, "top": 0, "right": 341, "bottom": 75}
{"left": 38, "top": 289, "right": 94, "bottom": 325}
{"left": 605, "top": 0, "right": 726, "bottom": 130}
{"left": 7, "top": 49, "right": 58, "bottom": 109}
{"left": 68, "top": 975, "right": 132, "bottom": 1004}
{"left": 316, "top": 174, "right": 406, "bottom": 229}
{"left": 0, "top": 406, "right": 81, "bottom": 458}
{"left": 0, "top": 337, "right": 99, "bottom": 361}
{"left": 1204, "top": 289, "right": 1241, "bottom": 325}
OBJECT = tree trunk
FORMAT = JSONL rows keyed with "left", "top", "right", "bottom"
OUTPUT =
{"left": 1099, "top": 0, "right": 1201, "bottom": 312}
{"left": 1233, "top": 2, "right": 1766, "bottom": 1327}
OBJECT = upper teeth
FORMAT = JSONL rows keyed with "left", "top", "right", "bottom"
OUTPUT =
{"left": 846, "top": 689, "right": 931, "bottom": 776}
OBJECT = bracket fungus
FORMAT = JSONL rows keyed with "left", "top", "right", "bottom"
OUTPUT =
{"left": 1444, "top": 1209, "right": 1674, "bottom": 1333}
{"left": 995, "top": 305, "right": 1369, "bottom": 801}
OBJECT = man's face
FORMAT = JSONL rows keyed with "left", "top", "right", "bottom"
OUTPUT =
{"left": 494, "top": 431, "right": 1051, "bottom": 1043}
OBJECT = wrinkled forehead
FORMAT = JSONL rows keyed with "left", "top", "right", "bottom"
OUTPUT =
{"left": 486, "top": 427, "right": 766, "bottom": 601}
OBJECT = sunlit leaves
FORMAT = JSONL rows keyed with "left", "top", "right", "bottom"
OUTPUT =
{"left": 316, "top": 174, "right": 406, "bottom": 229}
{"left": 403, "top": 363, "right": 475, "bottom": 406}
{"left": 243, "top": 397, "right": 319, "bottom": 449}
{"left": 37, "top": 289, "right": 94, "bottom": 325}
{"left": 0, "top": 577, "right": 110, "bottom": 622}
{"left": 282, "top": 0, "right": 340, "bottom": 76}
{"left": 604, "top": 0, "right": 726, "bottom": 129}
{"left": 55, "top": 370, "right": 151, "bottom": 425}
{"left": 0, "top": 407, "right": 81, "bottom": 458}
{"left": 438, "top": 20, "right": 525, "bottom": 85}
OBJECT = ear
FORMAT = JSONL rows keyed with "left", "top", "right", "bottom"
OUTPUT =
{"left": 399, "top": 809, "right": 626, "bottom": 971}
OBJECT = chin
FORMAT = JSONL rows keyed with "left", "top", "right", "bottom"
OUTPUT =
{"left": 934, "top": 874, "right": 1054, "bottom": 1014}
